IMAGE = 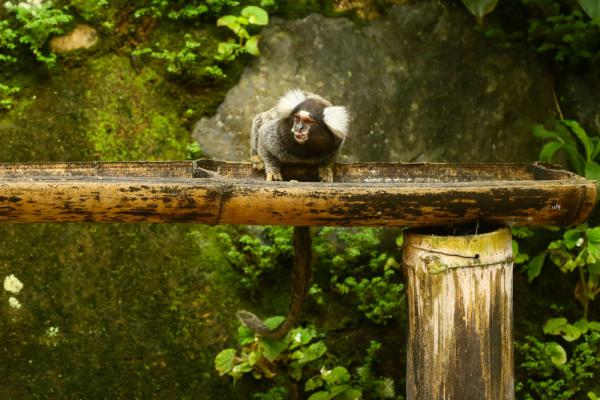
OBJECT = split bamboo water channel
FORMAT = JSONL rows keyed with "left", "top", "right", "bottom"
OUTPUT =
{"left": 0, "top": 160, "right": 596, "bottom": 399}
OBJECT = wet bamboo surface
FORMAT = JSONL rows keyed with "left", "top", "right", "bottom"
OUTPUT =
{"left": 0, "top": 160, "right": 595, "bottom": 226}
{"left": 403, "top": 227, "right": 514, "bottom": 400}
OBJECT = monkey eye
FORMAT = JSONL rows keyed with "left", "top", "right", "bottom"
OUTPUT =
{"left": 293, "top": 115, "right": 300, "bottom": 122}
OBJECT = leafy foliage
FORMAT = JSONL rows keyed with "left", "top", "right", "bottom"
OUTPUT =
{"left": 215, "top": 5, "right": 269, "bottom": 62}
{"left": 534, "top": 120, "right": 600, "bottom": 186}
{"left": 2, "top": 0, "right": 73, "bottom": 67}
{"left": 482, "top": 0, "right": 600, "bottom": 67}
{"left": 215, "top": 322, "right": 400, "bottom": 400}
{"left": 516, "top": 332, "right": 600, "bottom": 400}
{"left": 132, "top": 33, "right": 212, "bottom": 76}
{"left": 0, "top": 82, "right": 20, "bottom": 110}
{"left": 218, "top": 226, "right": 293, "bottom": 291}
{"left": 133, "top": 0, "right": 240, "bottom": 19}
{"left": 315, "top": 228, "right": 405, "bottom": 324}
{"left": 514, "top": 120, "right": 600, "bottom": 399}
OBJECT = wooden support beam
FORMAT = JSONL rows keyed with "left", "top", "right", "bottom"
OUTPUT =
{"left": 0, "top": 160, "right": 595, "bottom": 225}
{"left": 403, "top": 227, "right": 514, "bottom": 400}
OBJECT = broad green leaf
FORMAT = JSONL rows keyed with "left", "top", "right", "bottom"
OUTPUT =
{"left": 338, "top": 388, "right": 362, "bottom": 400}
{"left": 588, "top": 321, "right": 600, "bottom": 331}
{"left": 293, "top": 341, "right": 327, "bottom": 364}
{"left": 564, "top": 229, "right": 583, "bottom": 249}
{"left": 539, "top": 141, "right": 563, "bottom": 163}
{"left": 305, "top": 377, "right": 324, "bottom": 391}
{"left": 526, "top": 252, "right": 547, "bottom": 282}
{"left": 574, "top": 318, "right": 589, "bottom": 334}
{"left": 242, "top": 6, "right": 269, "bottom": 25}
{"left": 533, "top": 125, "right": 560, "bottom": 140}
{"left": 577, "top": 0, "right": 600, "bottom": 22}
{"left": 588, "top": 392, "right": 600, "bottom": 400}
{"left": 548, "top": 123, "right": 586, "bottom": 174}
{"left": 217, "top": 41, "right": 240, "bottom": 61}
{"left": 245, "top": 35, "right": 261, "bottom": 56}
{"left": 238, "top": 325, "right": 256, "bottom": 345}
{"left": 217, "top": 15, "right": 239, "bottom": 30}
{"left": 217, "top": 15, "right": 249, "bottom": 38}
{"left": 591, "top": 137, "right": 600, "bottom": 160}
{"left": 395, "top": 234, "right": 404, "bottom": 247}
{"left": 584, "top": 161, "right": 600, "bottom": 187}
{"left": 263, "top": 315, "right": 285, "bottom": 330}
{"left": 322, "top": 366, "right": 350, "bottom": 385}
{"left": 308, "top": 391, "right": 332, "bottom": 400}
{"left": 562, "top": 323, "right": 582, "bottom": 342}
{"left": 248, "top": 349, "right": 262, "bottom": 366}
{"left": 563, "top": 120, "right": 592, "bottom": 160}
{"left": 260, "top": 337, "right": 287, "bottom": 362}
{"left": 231, "top": 361, "right": 253, "bottom": 375}
{"left": 543, "top": 317, "right": 568, "bottom": 334}
{"left": 461, "top": 0, "right": 500, "bottom": 21}
{"left": 587, "top": 227, "right": 600, "bottom": 258}
{"left": 587, "top": 227, "right": 600, "bottom": 246}
{"left": 512, "top": 240, "right": 529, "bottom": 264}
{"left": 215, "top": 348, "right": 236, "bottom": 375}
{"left": 588, "top": 242, "right": 600, "bottom": 260}
{"left": 546, "top": 342, "right": 567, "bottom": 366}
{"left": 289, "top": 326, "right": 318, "bottom": 349}
{"left": 328, "top": 385, "right": 351, "bottom": 397}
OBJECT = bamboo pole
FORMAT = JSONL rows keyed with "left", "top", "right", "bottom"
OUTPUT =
{"left": 0, "top": 161, "right": 595, "bottom": 225}
{"left": 403, "top": 227, "right": 514, "bottom": 400}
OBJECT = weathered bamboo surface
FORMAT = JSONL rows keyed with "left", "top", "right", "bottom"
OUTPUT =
{"left": 0, "top": 160, "right": 595, "bottom": 225}
{"left": 403, "top": 227, "right": 514, "bottom": 400}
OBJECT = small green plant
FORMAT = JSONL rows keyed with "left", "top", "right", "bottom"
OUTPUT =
{"left": 315, "top": 228, "right": 405, "bottom": 324}
{"left": 133, "top": 0, "right": 240, "bottom": 19}
{"left": 335, "top": 267, "right": 404, "bottom": 325}
{"left": 520, "top": 223, "right": 600, "bottom": 319}
{"left": 2, "top": 0, "right": 73, "bottom": 67}
{"left": 215, "top": 319, "right": 398, "bottom": 399}
{"left": 543, "top": 317, "right": 600, "bottom": 342}
{"left": 516, "top": 332, "right": 600, "bottom": 400}
{"left": 0, "top": 82, "right": 20, "bottom": 110}
{"left": 218, "top": 226, "right": 293, "bottom": 291}
{"left": 534, "top": 120, "right": 600, "bottom": 185}
{"left": 133, "top": 34, "right": 203, "bottom": 75}
{"left": 215, "top": 5, "right": 269, "bottom": 61}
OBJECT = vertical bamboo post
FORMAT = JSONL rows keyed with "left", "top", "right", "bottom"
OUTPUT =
{"left": 402, "top": 227, "right": 514, "bottom": 400}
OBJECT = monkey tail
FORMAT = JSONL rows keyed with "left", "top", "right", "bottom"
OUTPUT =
{"left": 237, "top": 226, "right": 312, "bottom": 340}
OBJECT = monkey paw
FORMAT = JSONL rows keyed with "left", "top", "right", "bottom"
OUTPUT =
{"left": 318, "top": 166, "right": 334, "bottom": 182}
{"left": 251, "top": 155, "right": 265, "bottom": 171}
{"left": 266, "top": 171, "right": 283, "bottom": 181}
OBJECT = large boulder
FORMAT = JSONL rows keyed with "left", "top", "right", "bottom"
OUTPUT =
{"left": 193, "top": 2, "right": 556, "bottom": 163}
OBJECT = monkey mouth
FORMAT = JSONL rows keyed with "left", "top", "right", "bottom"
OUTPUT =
{"left": 294, "top": 131, "right": 308, "bottom": 143}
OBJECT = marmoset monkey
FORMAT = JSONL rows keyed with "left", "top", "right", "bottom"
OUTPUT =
{"left": 250, "top": 89, "right": 350, "bottom": 182}
{"left": 238, "top": 90, "right": 350, "bottom": 339}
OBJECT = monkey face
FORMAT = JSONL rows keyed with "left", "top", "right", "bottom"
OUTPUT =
{"left": 291, "top": 111, "right": 315, "bottom": 144}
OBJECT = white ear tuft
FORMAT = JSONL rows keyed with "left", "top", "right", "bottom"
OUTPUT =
{"left": 276, "top": 89, "right": 306, "bottom": 117}
{"left": 323, "top": 106, "right": 349, "bottom": 139}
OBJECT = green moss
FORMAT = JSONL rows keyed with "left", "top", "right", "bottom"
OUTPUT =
{"left": 0, "top": 224, "right": 250, "bottom": 399}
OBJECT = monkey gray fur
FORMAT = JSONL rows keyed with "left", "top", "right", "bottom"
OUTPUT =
{"left": 250, "top": 89, "right": 350, "bottom": 182}
{"left": 238, "top": 90, "right": 350, "bottom": 340}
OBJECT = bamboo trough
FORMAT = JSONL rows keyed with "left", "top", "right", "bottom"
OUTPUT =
{"left": 0, "top": 160, "right": 596, "bottom": 400}
{"left": 0, "top": 160, "right": 595, "bottom": 226}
